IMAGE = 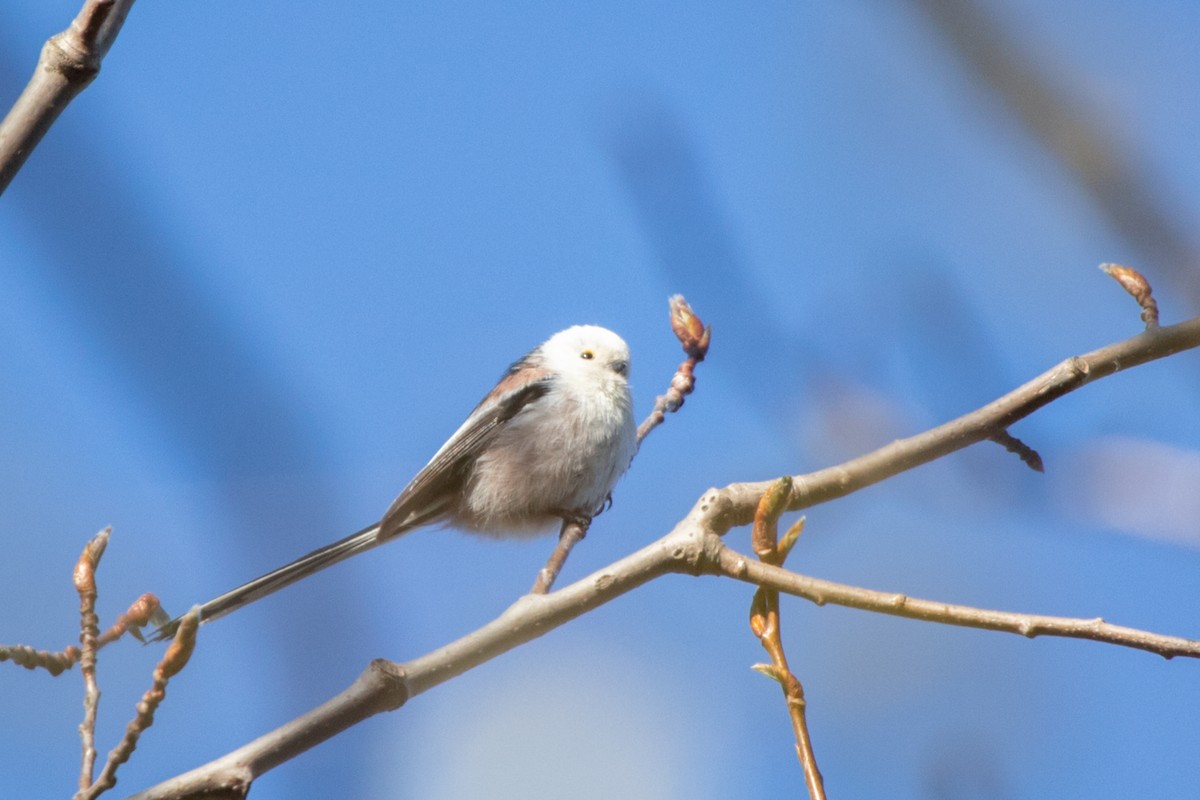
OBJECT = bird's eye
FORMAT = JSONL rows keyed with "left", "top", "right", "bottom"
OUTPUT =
{"left": 580, "top": 349, "right": 595, "bottom": 360}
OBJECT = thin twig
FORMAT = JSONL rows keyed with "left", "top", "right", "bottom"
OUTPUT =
{"left": 748, "top": 480, "right": 826, "bottom": 799}
{"left": 704, "top": 314, "right": 1200, "bottom": 532}
{"left": 128, "top": 513, "right": 1200, "bottom": 799}
{"left": 76, "top": 609, "right": 200, "bottom": 800}
{"left": 1, "top": 581, "right": 160, "bottom": 676}
{"left": 717, "top": 546, "right": 1200, "bottom": 659}
{"left": 126, "top": 534, "right": 683, "bottom": 800}
{"left": 0, "top": 643, "right": 82, "bottom": 676}
{"left": 988, "top": 263, "right": 1160, "bottom": 470}
{"left": 73, "top": 528, "right": 109, "bottom": 793}
{"left": 0, "top": 0, "right": 137, "bottom": 194}
{"left": 530, "top": 518, "right": 590, "bottom": 594}
{"left": 0, "top": 525, "right": 177, "bottom": 797}
{"left": 636, "top": 295, "right": 711, "bottom": 443}
{"left": 988, "top": 429, "right": 1043, "bottom": 472}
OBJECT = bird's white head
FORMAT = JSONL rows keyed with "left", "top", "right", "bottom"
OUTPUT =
{"left": 539, "top": 325, "right": 631, "bottom": 387}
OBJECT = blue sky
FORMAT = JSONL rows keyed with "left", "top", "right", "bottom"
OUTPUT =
{"left": 2, "top": 2, "right": 1200, "bottom": 798}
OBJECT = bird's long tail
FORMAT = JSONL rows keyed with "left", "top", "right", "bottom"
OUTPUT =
{"left": 148, "top": 521, "right": 388, "bottom": 642}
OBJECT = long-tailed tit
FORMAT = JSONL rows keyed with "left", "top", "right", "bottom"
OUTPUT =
{"left": 150, "top": 325, "right": 637, "bottom": 641}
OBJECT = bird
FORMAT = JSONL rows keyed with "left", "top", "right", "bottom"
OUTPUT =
{"left": 149, "top": 325, "right": 638, "bottom": 641}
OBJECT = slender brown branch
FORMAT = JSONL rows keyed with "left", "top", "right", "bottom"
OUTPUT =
{"left": 129, "top": 515, "right": 1200, "bottom": 798}
{"left": 988, "top": 429, "right": 1043, "bottom": 472}
{"left": 0, "top": 0, "right": 137, "bottom": 194}
{"left": 126, "top": 533, "right": 688, "bottom": 800}
{"left": 76, "top": 610, "right": 200, "bottom": 800}
{"left": 636, "top": 294, "right": 711, "bottom": 443}
{"left": 74, "top": 528, "right": 109, "bottom": 793}
{"left": 0, "top": 592, "right": 162, "bottom": 679}
{"left": 0, "top": 527, "right": 175, "bottom": 796}
{"left": 715, "top": 545, "right": 1200, "bottom": 659}
{"left": 704, "top": 315, "right": 1200, "bottom": 534}
{"left": 748, "top": 482, "right": 826, "bottom": 799}
{"left": 0, "top": 643, "right": 82, "bottom": 676}
{"left": 531, "top": 517, "right": 590, "bottom": 594}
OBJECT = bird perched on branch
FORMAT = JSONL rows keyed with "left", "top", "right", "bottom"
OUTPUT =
{"left": 150, "top": 325, "right": 637, "bottom": 641}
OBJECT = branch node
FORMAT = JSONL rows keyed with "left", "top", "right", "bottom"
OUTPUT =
{"left": 365, "top": 658, "right": 410, "bottom": 712}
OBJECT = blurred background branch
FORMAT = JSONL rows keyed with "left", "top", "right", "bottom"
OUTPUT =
{"left": 913, "top": 0, "right": 1200, "bottom": 311}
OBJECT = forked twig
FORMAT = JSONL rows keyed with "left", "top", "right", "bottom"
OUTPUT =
{"left": 76, "top": 610, "right": 200, "bottom": 800}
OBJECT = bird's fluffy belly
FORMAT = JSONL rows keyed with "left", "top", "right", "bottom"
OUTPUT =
{"left": 456, "top": 402, "right": 622, "bottom": 536}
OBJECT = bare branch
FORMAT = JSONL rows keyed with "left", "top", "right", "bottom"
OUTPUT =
{"left": 126, "top": 534, "right": 685, "bottom": 800}
{"left": 988, "top": 429, "right": 1044, "bottom": 472}
{"left": 129, "top": 513, "right": 1200, "bottom": 798}
{"left": 0, "top": 643, "right": 81, "bottom": 676}
{"left": 74, "top": 527, "right": 110, "bottom": 793}
{"left": 530, "top": 517, "right": 590, "bottom": 594}
{"left": 0, "top": 555, "right": 160, "bottom": 677}
{"left": 705, "top": 315, "right": 1200, "bottom": 534}
{"left": 748, "top": 482, "right": 826, "bottom": 800}
{"left": 636, "top": 295, "right": 711, "bottom": 442}
{"left": 715, "top": 546, "right": 1200, "bottom": 659}
{"left": 0, "top": 0, "right": 137, "bottom": 195}
{"left": 76, "top": 610, "right": 200, "bottom": 800}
